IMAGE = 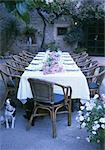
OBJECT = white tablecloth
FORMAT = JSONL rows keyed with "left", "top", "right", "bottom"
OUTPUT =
{"left": 17, "top": 52, "right": 90, "bottom": 103}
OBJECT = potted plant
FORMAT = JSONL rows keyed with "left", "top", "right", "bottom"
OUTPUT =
{"left": 77, "top": 94, "right": 105, "bottom": 147}
{"left": 74, "top": 47, "right": 87, "bottom": 54}
{"left": 23, "top": 25, "right": 37, "bottom": 44}
{"left": 44, "top": 42, "right": 60, "bottom": 52}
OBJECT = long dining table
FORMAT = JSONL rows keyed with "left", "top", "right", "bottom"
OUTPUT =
{"left": 17, "top": 51, "right": 90, "bottom": 104}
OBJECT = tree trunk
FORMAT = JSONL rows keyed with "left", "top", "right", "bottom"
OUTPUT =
{"left": 37, "top": 8, "right": 46, "bottom": 49}
{"left": 41, "top": 18, "right": 46, "bottom": 49}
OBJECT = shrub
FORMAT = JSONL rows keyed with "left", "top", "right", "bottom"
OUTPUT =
{"left": 77, "top": 94, "right": 105, "bottom": 143}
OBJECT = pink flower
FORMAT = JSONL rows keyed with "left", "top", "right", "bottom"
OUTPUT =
{"left": 43, "top": 52, "right": 63, "bottom": 74}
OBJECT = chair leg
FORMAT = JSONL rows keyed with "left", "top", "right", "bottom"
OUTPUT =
{"left": 26, "top": 104, "right": 37, "bottom": 130}
{"left": 78, "top": 99, "right": 81, "bottom": 110}
{"left": 71, "top": 99, "right": 74, "bottom": 112}
{"left": 67, "top": 100, "right": 71, "bottom": 126}
{"left": 26, "top": 113, "right": 34, "bottom": 130}
{"left": 51, "top": 107, "right": 57, "bottom": 138}
{"left": 90, "top": 89, "right": 98, "bottom": 98}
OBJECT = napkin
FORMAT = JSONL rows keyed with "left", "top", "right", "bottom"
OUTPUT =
{"left": 63, "top": 59, "right": 72, "bottom": 62}
{"left": 66, "top": 69, "right": 80, "bottom": 71}
{"left": 62, "top": 55, "right": 70, "bottom": 58}
{"left": 64, "top": 64, "right": 80, "bottom": 71}
{"left": 62, "top": 52, "right": 69, "bottom": 55}
{"left": 34, "top": 57, "right": 43, "bottom": 60}
{"left": 31, "top": 60, "right": 42, "bottom": 64}
{"left": 38, "top": 52, "right": 46, "bottom": 54}
{"left": 25, "top": 64, "right": 42, "bottom": 71}
{"left": 63, "top": 62, "right": 75, "bottom": 65}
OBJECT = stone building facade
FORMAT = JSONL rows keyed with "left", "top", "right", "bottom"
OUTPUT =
{"left": 13, "top": 10, "right": 75, "bottom": 54}
{"left": 29, "top": 9, "right": 74, "bottom": 52}
{"left": 0, "top": 1, "right": 105, "bottom": 55}
{"left": 0, "top": 4, "right": 13, "bottom": 55}
{"left": 0, "top": 4, "right": 22, "bottom": 55}
{"left": 0, "top": 4, "right": 75, "bottom": 55}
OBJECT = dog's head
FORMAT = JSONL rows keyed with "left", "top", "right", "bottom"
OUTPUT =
{"left": 5, "top": 99, "right": 16, "bottom": 112}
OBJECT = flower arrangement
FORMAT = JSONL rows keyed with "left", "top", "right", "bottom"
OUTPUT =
{"left": 44, "top": 42, "right": 60, "bottom": 52}
{"left": 77, "top": 94, "right": 105, "bottom": 143}
{"left": 43, "top": 51, "right": 63, "bottom": 74}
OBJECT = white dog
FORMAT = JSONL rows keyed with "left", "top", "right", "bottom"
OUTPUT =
{"left": 5, "top": 99, "right": 16, "bottom": 129}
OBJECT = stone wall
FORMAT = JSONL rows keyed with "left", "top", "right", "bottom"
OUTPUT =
{"left": 0, "top": 4, "right": 22, "bottom": 55}
{"left": 0, "top": 1, "right": 105, "bottom": 55}
{"left": 10, "top": 10, "right": 44, "bottom": 54}
{"left": 0, "top": 4, "right": 75, "bottom": 55}
{"left": 0, "top": 4, "right": 12, "bottom": 55}
{"left": 11, "top": 10, "right": 75, "bottom": 54}
{"left": 30, "top": 10, "right": 75, "bottom": 52}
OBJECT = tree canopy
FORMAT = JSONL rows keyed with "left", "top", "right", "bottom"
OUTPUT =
{"left": 0, "top": 0, "right": 105, "bottom": 48}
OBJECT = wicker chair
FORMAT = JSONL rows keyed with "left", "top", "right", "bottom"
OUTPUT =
{"left": 0, "top": 79, "right": 8, "bottom": 109}
{"left": 77, "top": 58, "right": 92, "bottom": 69}
{"left": 71, "top": 51, "right": 87, "bottom": 59}
{"left": 23, "top": 50, "right": 37, "bottom": 57}
{"left": 2, "top": 63, "right": 24, "bottom": 76}
{"left": 12, "top": 55, "right": 29, "bottom": 66}
{"left": 81, "top": 61, "right": 98, "bottom": 71}
{"left": 0, "top": 64, "right": 21, "bottom": 96}
{"left": 22, "top": 50, "right": 36, "bottom": 58}
{"left": 5, "top": 59, "right": 25, "bottom": 71}
{"left": 18, "top": 53, "right": 33, "bottom": 62}
{"left": 85, "top": 65, "right": 105, "bottom": 97}
{"left": 27, "top": 78, "right": 72, "bottom": 138}
{"left": 74, "top": 53, "right": 89, "bottom": 63}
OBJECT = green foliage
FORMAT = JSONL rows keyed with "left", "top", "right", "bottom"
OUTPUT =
{"left": 1, "top": 0, "right": 105, "bottom": 49}
{"left": 74, "top": 47, "right": 87, "bottom": 54}
{"left": 23, "top": 25, "right": 37, "bottom": 44}
{"left": 64, "top": 25, "right": 83, "bottom": 45}
{"left": 26, "top": 0, "right": 50, "bottom": 11}
{"left": 77, "top": 96, "right": 105, "bottom": 143}
{"left": 2, "top": 1, "right": 16, "bottom": 12}
{"left": 25, "top": 0, "right": 75, "bottom": 23}
{"left": 2, "top": 0, "right": 105, "bottom": 25}
{"left": 77, "top": 0, "right": 105, "bottom": 24}
{"left": 85, "top": 99, "right": 105, "bottom": 143}
{"left": 43, "top": 42, "right": 60, "bottom": 52}
{"left": 1, "top": 19, "right": 20, "bottom": 55}
{"left": 23, "top": 25, "right": 37, "bottom": 36}
{"left": 0, "top": 0, "right": 30, "bottom": 25}
{"left": 5, "top": 19, "right": 20, "bottom": 37}
{"left": 16, "top": 2, "right": 30, "bottom": 25}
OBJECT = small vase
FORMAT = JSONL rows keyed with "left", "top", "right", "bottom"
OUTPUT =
{"left": 29, "top": 37, "right": 32, "bottom": 45}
